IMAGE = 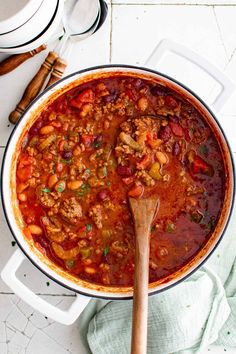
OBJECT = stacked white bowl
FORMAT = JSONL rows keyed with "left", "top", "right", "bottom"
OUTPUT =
{"left": 0, "top": 0, "right": 64, "bottom": 53}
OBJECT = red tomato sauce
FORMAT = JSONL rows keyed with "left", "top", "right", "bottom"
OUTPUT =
{"left": 16, "top": 76, "right": 225, "bottom": 286}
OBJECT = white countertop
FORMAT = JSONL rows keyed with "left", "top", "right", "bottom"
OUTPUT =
{"left": 1, "top": 1, "right": 236, "bottom": 353}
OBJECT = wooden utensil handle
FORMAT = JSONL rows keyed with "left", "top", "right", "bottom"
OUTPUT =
{"left": 46, "top": 57, "right": 67, "bottom": 88}
{"left": 129, "top": 197, "right": 159, "bottom": 354}
{"left": 9, "top": 51, "right": 58, "bottom": 124}
{"left": 0, "top": 45, "right": 46, "bottom": 76}
{"left": 131, "top": 224, "right": 150, "bottom": 354}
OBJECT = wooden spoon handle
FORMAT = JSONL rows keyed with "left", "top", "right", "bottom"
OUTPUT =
{"left": 9, "top": 51, "right": 58, "bottom": 124}
{"left": 0, "top": 44, "right": 46, "bottom": 76}
{"left": 129, "top": 197, "right": 159, "bottom": 354}
{"left": 45, "top": 57, "right": 67, "bottom": 88}
{"left": 131, "top": 222, "right": 150, "bottom": 354}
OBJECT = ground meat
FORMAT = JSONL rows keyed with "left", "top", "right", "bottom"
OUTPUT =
{"left": 37, "top": 186, "right": 55, "bottom": 208}
{"left": 73, "top": 157, "right": 86, "bottom": 173}
{"left": 156, "top": 101, "right": 181, "bottom": 117}
{"left": 41, "top": 217, "right": 67, "bottom": 242}
{"left": 186, "top": 185, "right": 205, "bottom": 196}
{"left": 89, "top": 204, "right": 103, "bottom": 229}
{"left": 133, "top": 117, "right": 158, "bottom": 133}
{"left": 110, "top": 240, "right": 129, "bottom": 258}
{"left": 59, "top": 197, "right": 82, "bottom": 224}
{"left": 120, "top": 120, "right": 132, "bottom": 133}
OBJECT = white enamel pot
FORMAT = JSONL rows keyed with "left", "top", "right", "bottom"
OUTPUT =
{"left": 1, "top": 40, "right": 235, "bottom": 325}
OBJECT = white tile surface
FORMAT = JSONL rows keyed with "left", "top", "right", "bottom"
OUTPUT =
{"left": 0, "top": 1, "right": 236, "bottom": 354}
{"left": 111, "top": 5, "right": 227, "bottom": 68}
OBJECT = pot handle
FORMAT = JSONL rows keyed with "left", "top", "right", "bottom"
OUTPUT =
{"left": 145, "top": 39, "right": 235, "bottom": 112}
{"left": 1, "top": 249, "right": 90, "bottom": 325}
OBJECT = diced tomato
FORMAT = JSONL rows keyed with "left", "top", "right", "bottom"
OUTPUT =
{"left": 128, "top": 184, "right": 144, "bottom": 198}
{"left": 87, "top": 231, "right": 93, "bottom": 240}
{"left": 18, "top": 155, "right": 36, "bottom": 169}
{"left": 192, "top": 156, "right": 214, "bottom": 176}
{"left": 81, "top": 134, "right": 94, "bottom": 147}
{"left": 169, "top": 122, "right": 184, "bottom": 137}
{"left": 23, "top": 227, "right": 32, "bottom": 240}
{"left": 122, "top": 176, "right": 135, "bottom": 185}
{"left": 17, "top": 165, "right": 33, "bottom": 182}
{"left": 70, "top": 89, "right": 95, "bottom": 109}
{"left": 165, "top": 95, "right": 178, "bottom": 108}
{"left": 146, "top": 132, "right": 162, "bottom": 148}
{"left": 136, "top": 155, "right": 151, "bottom": 170}
{"left": 125, "top": 89, "right": 138, "bottom": 101}
{"left": 146, "top": 132, "right": 152, "bottom": 141}
{"left": 70, "top": 100, "right": 82, "bottom": 109}
{"left": 78, "top": 226, "right": 87, "bottom": 238}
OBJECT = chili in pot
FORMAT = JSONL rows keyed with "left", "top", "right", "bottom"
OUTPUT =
{"left": 16, "top": 75, "right": 225, "bottom": 287}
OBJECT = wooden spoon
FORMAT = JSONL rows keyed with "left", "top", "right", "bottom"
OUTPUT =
{"left": 0, "top": 44, "right": 46, "bottom": 76}
{"left": 129, "top": 196, "right": 159, "bottom": 354}
{"left": 8, "top": 51, "right": 59, "bottom": 124}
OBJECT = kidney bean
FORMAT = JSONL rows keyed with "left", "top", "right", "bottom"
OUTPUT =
{"left": 103, "top": 92, "right": 117, "bottom": 103}
{"left": 30, "top": 127, "right": 38, "bottom": 135}
{"left": 97, "top": 190, "right": 109, "bottom": 201}
{"left": 172, "top": 142, "right": 180, "bottom": 156}
{"left": 134, "top": 79, "right": 143, "bottom": 88}
{"left": 30, "top": 119, "right": 44, "bottom": 135}
{"left": 34, "top": 235, "right": 50, "bottom": 249}
{"left": 159, "top": 125, "right": 171, "bottom": 142}
{"left": 94, "top": 134, "right": 103, "bottom": 145}
{"left": 62, "top": 150, "right": 72, "bottom": 159}
{"left": 117, "top": 165, "right": 134, "bottom": 177}
{"left": 150, "top": 85, "right": 166, "bottom": 96}
{"left": 169, "top": 122, "right": 184, "bottom": 137}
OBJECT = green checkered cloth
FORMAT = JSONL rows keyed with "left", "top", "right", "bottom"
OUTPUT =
{"left": 78, "top": 206, "right": 236, "bottom": 353}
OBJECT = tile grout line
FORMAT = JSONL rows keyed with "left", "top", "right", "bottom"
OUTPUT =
{"left": 0, "top": 291, "right": 76, "bottom": 297}
{"left": 109, "top": 2, "right": 113, "bottom": 63}
{"left": 212, "top": 6, "right": 229, "bottom": 63}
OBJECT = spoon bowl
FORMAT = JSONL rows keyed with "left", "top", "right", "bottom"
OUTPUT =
{"left": 58, "top": 0, "right": 102, "bottom": 59}
{"left": 64, "top": 0, "right": 100, "bottom": 36}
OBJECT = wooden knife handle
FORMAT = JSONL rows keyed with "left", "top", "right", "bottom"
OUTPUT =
{"left": 9, "top": 51, "right": 58, "bottom": 124}
{"left": 0, "top": 44, "right": 46, "bottom": 76}
{"left": 46, "top": 57, "right": 67, "bottom": 88}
